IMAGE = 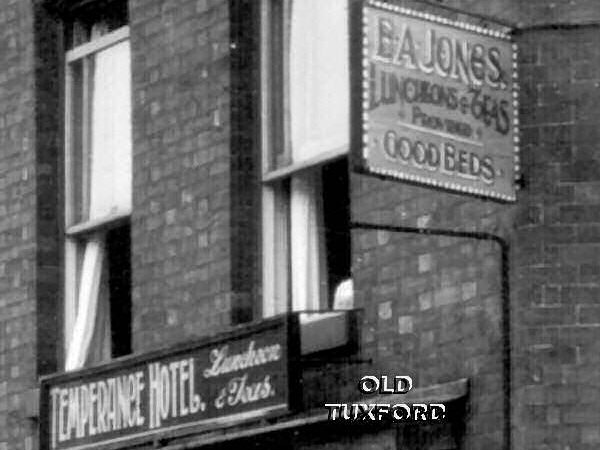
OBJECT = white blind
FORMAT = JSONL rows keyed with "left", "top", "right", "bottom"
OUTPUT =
{"left": 289, "top": 0, "right": 349, "bottom": 163}
{"left": 89, "top": 40, "right": 132, "bottom": 220}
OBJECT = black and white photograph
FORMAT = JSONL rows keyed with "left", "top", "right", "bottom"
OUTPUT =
{"left": 0, "top": 0, "right": 599, "bottom": 449}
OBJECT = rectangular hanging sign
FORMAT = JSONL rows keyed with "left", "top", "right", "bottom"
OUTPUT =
{"left": 40, "top": 316, "right": 300, "bottom": 450}
{"left": 356, "top": 0, "right": 519, "bottom": 201}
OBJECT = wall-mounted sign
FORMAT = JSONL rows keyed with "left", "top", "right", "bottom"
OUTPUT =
{"left": 356, "top": 0, "right": 519, "bottom": 201}
{"left": 40, "top": 316, "right": 300, "bottom": 450}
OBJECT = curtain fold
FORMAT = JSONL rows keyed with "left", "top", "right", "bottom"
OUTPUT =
{"left": 89, "top": 40, "right": 132, "bottom": 220}
{"left": 65, "top": 239, "right": 107, "bottom": 371}
{"left": 85, "top": 261, "right": 112, "bottom": 366}
{"left": 289, "top": 0, "right": 349, "bottom": 163}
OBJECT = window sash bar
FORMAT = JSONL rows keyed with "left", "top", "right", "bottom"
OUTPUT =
{"left": 65, "top": 211, "right": 130, "bottom": 238}
{"left": 64, "top": 60, "right": 75, "bottom": 225}
{"left": 66, "top": 26, "right": 129, "bottom": 62}
{"left": 261, "top": 145, "right": 347, "bottom": 183}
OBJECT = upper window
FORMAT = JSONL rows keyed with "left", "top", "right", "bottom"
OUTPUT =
{"left": 63, "top": 5, "right": 132, "bottom": 371}
{"left": 261, "top": 0, "right": 353, "bottom": 317}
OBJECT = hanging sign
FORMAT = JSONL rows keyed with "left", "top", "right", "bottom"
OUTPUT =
{"left": 357, "top": 0, "right": 519, "bottom": 201}
{"left": 40, "top": 316, "right": 300, "bottom": 450}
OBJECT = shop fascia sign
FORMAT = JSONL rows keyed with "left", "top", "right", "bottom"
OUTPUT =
{"left": 354, "top": 0, "right": 519, "bottom": 201}
{"left": 40, "top": 316, "right": 300, "bottom": 450}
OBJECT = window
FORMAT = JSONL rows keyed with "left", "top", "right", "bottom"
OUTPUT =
{"left": 63, "top": 6, "right": 132, "bottom": 371}
{"left": 261, "top": 0, "right": 353, "bottom": 317}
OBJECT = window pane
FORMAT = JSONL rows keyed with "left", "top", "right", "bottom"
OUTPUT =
{"left": 322, "top": 159, "right": 351, "bottom": 307}
{"left": 89, "top": 40, "right": 132, "bottom": 220}
{"left": 106, "top": 223, "right": 132, "bottom": 357}
{"left": 67, "top": 59, "right": 89, "bottom": 224}
{"left": 289, "top": 0, "right": 349, "bottom": 164}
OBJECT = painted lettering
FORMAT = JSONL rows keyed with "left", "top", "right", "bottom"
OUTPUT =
{"left": 375, "top": 19, "right": 508, "bottom": 90}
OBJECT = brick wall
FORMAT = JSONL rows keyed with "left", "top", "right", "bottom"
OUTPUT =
{"left": 126, "top": 0, "right": 600, "bottom": 448}
{"left": 0, "top": 1, "right": 61, "bottom": 449}
{"left": 130, "top": 0, "right": 231, "bottom": 351}
{"left": 351, "top": 174, "right": 512, "bottom": 450}
{"left": 348, "top": 2, "right": 514, "bottom": 448}
{"left": 512, "top": 25, "right": 600, "bottom": 450}
{"left": 0, "top": 0, "right": 34, "bottom": 448}
{"left": 422, "top": 0, "right": 600, "bottom": 26}
{"left": 346, "top": 2, "right": 600, "bottom": 450}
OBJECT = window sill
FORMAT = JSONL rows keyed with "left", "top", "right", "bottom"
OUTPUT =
{"left": 299, "top": 310, "right": 357, "bottom": 355}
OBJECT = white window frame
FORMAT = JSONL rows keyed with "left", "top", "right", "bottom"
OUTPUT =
{"left": 64, "top": 25, "right": 132, "bottom": 370}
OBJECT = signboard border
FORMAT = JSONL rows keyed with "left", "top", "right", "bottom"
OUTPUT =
{"left": 39, "top": 314, "right": 302, "bottom": 450}
{"left": 351, "top": 0, "right": 520, "bottom": 202}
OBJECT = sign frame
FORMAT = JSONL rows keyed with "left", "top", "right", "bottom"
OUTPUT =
{"left": 39, "top": 314, "right": 302, "bottom": 450}
{"left": 351, "top": 0, "right": 519, "bottom": 201}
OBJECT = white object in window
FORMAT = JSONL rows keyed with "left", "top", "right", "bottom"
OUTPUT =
{"left": 333, "top": 278, "right": 354, "bottom": 310}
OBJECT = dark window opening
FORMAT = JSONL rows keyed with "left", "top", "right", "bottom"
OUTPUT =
{"left": 65, "top": 0, "right": 129, "bottom": 49}
{"left": 322, "top": 159, "right": 351, "bottom": 308}
{"left": 106, "top": 223, "right": 131, "bottom": 358}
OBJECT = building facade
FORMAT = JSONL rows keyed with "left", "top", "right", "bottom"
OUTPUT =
{"left": 0, "top": 0, "right": 599, "bottom": 449}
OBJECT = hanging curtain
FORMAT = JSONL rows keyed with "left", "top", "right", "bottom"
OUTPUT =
{"left": 289, "top": 0, "right": 349, "bottom": 163}
{"left": 84, "top": 260, "right": 112, "bottom": 366}
{"left": 89, "top": 40, "right": 132, "bottom": 221}
{"left": 65, "top": 239, "right": 108, "bottom": 371}
{"left": 290, "top": 173, "right": 327, "bottom": 311}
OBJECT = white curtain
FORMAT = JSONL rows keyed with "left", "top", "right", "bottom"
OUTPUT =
{"left": 289, "top": 0, "right": 349, "bottom": 163}
{"left": 290, "top": 173, "right": 327, "bottom": 311}
{"left": 65, "top": 239, "right": 108, "bottom": 371}
{"left": 89, "top": 40, "right": 132, "bottom": 220}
